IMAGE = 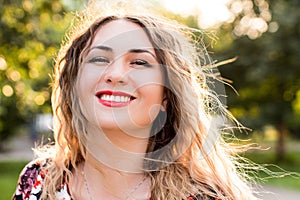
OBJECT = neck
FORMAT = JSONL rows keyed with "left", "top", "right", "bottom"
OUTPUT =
{"left": 85, "top": 152, "right": 145, "bottom": 179}
{"left": 85, "top": 123, "right": 150, "bottom": 172}
{"left": 81, "top": 153, "right": 151, "bottom": 199}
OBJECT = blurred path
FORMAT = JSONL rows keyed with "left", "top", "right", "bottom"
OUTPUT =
{"left": 0, "top": 134, "right": 34, "bottom": 161}
{"left": 1, "top": 135, "right": 300, "bottom": 199}
{"left": 255, "top": 185, "right": 300, "bottom": 199}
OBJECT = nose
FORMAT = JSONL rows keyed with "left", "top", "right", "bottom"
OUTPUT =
{"left": 103, "top": 59, "right": 127, "bottom": 85}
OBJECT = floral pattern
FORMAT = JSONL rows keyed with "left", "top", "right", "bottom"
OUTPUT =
{"left": 12, "top": 159, "right": 70, "bottom": 200}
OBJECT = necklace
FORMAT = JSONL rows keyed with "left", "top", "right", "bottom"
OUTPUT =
{"left": 82, "top": 169, "right": 93, "bottom": 200}
{"left": 124, "top": 175, "right": 147, "bottom": 200}
{"left": 81, "top": 169, "right": 147, "bottom": 200}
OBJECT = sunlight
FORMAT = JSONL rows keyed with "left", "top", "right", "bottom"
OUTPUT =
{"left": 198, "top": 0, "right": 234, "bottom": 29}
{"left": 0, "top": 57, "right": 7, "bottom": 70}
{"left": 161, "top": 0, "right": 234, "bottom": 28}
{"left": 161, "top": 0, "right": 198, "bottom": 15}
{"left": 161, "top": 0, "right": 272, "bottom": 39}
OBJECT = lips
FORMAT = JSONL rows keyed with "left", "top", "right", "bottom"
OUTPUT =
{"left": 95, "top": 90, "right": 136, "bottom": 107}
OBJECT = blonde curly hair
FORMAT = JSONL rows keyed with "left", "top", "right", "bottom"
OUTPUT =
{"left": 39, "top": 1, "right": 260, "bottom": 199}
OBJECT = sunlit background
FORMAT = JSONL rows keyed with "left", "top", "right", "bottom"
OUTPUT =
{"left": 161, "top": 0, "right": 274, "bottom": 39}
{"left": 0, "top": 0, "right": 300, "bottom": 199}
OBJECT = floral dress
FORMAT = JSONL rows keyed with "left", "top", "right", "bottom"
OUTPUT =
{"left": 12, "top": 159, "right": 70, "bottom": 200}
{"left": 12, "top": 159, "right": 217, "bottom": 200}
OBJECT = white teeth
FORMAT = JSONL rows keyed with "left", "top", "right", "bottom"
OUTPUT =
{"left": 100, "top": 95, "right": 131, "bottom": 103}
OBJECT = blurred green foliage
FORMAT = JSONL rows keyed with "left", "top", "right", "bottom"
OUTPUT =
{"left": 0, "top": 1, "right": 299, "bottom": 197}
{"left": 0, "top": 0, "right": 299, "bottom": 161}
{"left": 164, "top": 0, "right": 300, "bottom": 160}
{"left": 212, "top": 0, "right": 300, "bottom": 160}
{"left": 216, "top": 0, "right": 300, "bottom": 136}
{"left": 0, "top": 0, "right": 75, "bottom": 147}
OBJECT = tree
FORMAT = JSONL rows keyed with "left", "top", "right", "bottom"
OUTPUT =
{"left": 214, "top": 0, "right": 300, "bottom": 161}
{"left": 0, "top": 0, "right": 73, "bottom": 148}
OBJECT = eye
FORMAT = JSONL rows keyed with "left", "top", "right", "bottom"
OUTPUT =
{"left": 130, "top": 60, "right": 152, "bottom": 67}
{"left": 88, "top": 57, "right": 110, "bottom": 64}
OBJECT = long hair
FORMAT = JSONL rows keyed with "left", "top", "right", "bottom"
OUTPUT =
{"left": 40, "top": 1, "right": 259, "bottom": 199}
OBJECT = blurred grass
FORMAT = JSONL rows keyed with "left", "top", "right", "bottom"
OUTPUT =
{"left": 0, "top": 161, "right": 28, "bottom": 200}
{"left": 244, "top": 150, "right": 300, "bottom": 190}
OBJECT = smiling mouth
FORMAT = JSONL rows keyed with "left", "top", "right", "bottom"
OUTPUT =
{"left": 95, "top": 91, "right": 136, "bottom": 107}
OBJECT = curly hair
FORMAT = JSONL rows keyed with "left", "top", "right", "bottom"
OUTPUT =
{"left": 39, "top": 1, "right": 260, "bottom": 199}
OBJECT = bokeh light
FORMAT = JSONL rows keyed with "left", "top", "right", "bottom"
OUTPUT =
{"left": 0, "top": 57, "right": 7, "bottom": 70}
{"left": 162, "top": 0, "right": 273, "bottom": 39}
{"left": 2, "top": 85, "right": 14, "bottom": 97}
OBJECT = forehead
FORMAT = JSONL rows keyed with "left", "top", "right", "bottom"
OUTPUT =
{"left": 91, "top": 19, "right": 154, "bottom": 52}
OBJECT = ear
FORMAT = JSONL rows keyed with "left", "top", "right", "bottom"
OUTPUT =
{"left": 161, "top": 97, "right": 167, "bottom": 112}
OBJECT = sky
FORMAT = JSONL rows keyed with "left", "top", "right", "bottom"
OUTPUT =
{"left": 161, "top": 0, "right": 234, "bottom": 29}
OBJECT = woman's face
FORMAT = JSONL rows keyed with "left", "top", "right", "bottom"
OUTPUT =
{"left": 77, "top": 19, "right": 165, "bottom": 137}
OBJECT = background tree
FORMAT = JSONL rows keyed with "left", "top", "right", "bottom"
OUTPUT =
{"left": 214, "top": 0, "right": 300, "bottom": 161}
{"left": 1, "top": 0, "right": 299, "bottom": 162}
{"left": 0, "top": 0, "right": 73, "bottom": 149}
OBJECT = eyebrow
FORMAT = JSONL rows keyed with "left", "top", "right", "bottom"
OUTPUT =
{"left": 128, "top": 49, "right": 156, "bottom": 59}
{"left": 90, "top": 45, "right": 113, "bottom": 52}
{"left": 90, "top": 45, "right": 156, "bottom": 59}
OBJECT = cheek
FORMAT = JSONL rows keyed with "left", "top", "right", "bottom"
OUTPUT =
{"left": 76, "top": 66, "right": 104, "bottom": 121}
{"left": 77, "top": 66, "right": 104, "bottom": 95}
{"left": 129, "top": 69, "right": 165, "bottom": 124}
{"left": 134, "top": 71, "right": 162, "bottom": 83}
{"left": 130, "top": 68, "right": 165, "bottom": 91}
{"left": 129, "top": 85, "right": 165, "bottom": 126}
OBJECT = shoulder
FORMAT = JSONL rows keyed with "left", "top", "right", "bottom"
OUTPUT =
{"left": 12, "top": 159, "right": 49, "bottom": 200}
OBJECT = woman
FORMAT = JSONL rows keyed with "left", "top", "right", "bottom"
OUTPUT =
{"left": 13, "top": 1, "right": 259, "bottom": 199}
